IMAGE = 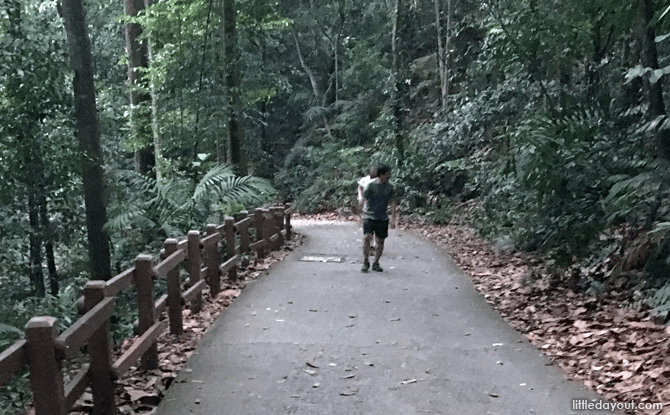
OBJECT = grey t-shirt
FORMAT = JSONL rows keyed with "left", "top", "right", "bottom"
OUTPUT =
{"left": 362, "top": 181, "right": 395, "bottom": 220}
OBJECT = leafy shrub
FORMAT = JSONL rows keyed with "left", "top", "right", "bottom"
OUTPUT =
{"left": 107, "top": 163, "right": 274, "bottom": 236}
{"left": 275, "top": 143, "right": 377, "bottom": 212}
{"left": 476, "top": 106, "right": 642, "bottom": 263}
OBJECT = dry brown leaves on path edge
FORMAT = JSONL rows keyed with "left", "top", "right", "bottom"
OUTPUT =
{"left": 65, "top": 233, "right": 303, "bottom": 415}
{"left": 398, "top": 218, "right": 670, "bottom": 415}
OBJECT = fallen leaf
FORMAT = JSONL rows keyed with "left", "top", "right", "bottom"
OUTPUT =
{"left": 127, "top": 390, "right": 152, "bottom": 402}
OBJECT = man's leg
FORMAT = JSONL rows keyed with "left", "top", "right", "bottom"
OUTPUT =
{"left": 362, "top": 220, "right": 373, "bottom": 272}
{"left": 372, "top": 220, "right": 388, "bottom": 272}
{"left": 373, "top": 237, "right": 385, "bottom": 263}
{"left": 363, "top": 233, "right": 374, "bottom": 261}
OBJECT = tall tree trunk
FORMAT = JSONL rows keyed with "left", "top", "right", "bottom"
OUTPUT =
{"left": 217, "top": 0, "right": 226, "bottom": 164}
{"left": 620, "top": 34, "right": 643, "bottom": 110}
{"left": 23, "top": 138, "right": 46, "bottom": 297}
{"left": 434, "top": 0, "right": 451, "bottom": 109}
{"left": 223, "top": 0, "right": 248, "bottom": 175}
{"left": 60, "top": 0, "right": 112, "bottom": 280}
{"left": 28, "top": 187, "right": 45, "bottom": 297}
{"left": 125, "top": 0, "right": 155, "bottom": 176}
{"left": 333, "top": 0, "right": 346, "bottom": 104}
{"left": 444, "top": 0, "right": 452, "bottom": 98}
{"left": 145, "top": 0, "right": 162, "bottom": 180}
{"left": 8, "top": 1, "right": 46, "bottom": 296}
{"left": 392, "top": 0, "right": 411, "bottom": 163}
{"left": 290, "top": 27, "right": 333, "bottom": 139}
{"left": 638, "top": 0, "right": 670, "bottom": 160}
{"left": 40, "top": 196, "right": 58, "bottom": 296}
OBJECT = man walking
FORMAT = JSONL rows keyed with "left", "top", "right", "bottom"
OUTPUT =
{"left": 361, "top": 165, "right": 396, "bottom": 272}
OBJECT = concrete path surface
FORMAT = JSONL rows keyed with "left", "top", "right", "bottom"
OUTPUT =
{"left": 155, "top": 222, "right": 619, "bottom": 415}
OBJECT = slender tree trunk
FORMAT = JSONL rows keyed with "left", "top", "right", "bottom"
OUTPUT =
{"left": 217, "top": 0, "right": 226, "bottom": 164}
{"left": 289, "top": 24, "right": 334, "bottom": 142}
{"left": 434, "top": 0, "right": 451, "bottom": 108}
{"left": 192, "top": 0, "right": 215, "bottom": 162}
{"left": 8, "top": 2, "right": 46, "bottom": 296}
{"left": 333, "top": 29, "right": 342, "bottom": 105}
{"left": 334, "top": 0, "right": 346, "bottom": 103}
{"left": 434, "top": 0, "right": 444, "bottom": 108}
{"left": 28, "top": 188, "right": 45, "bottom": 297}
{"left": 392, "top": 0, "right": 411, "bottom": 163}
{"left": 620, "top": 34, "right": 643, "bottom": 110}
{"left": 638, "top": 0, "right": 670, "bottom": 160}
{"left": 39, "top": 196, "right": 58, "bottom": 296}
{"left": 291, "top": 27, "right": 322, "bottom": 100}
{"left": 444, "top": 0, "right": 452, "bottom": 98}
{"left": 125, "top": 0, "right": 155, "bottom": 176}
{"left": 145, "top": 0, "right": 162, "bottom": 180}
{"left": 60, "top": 0, "right": 112, "bottom": 280}
{"left": 223, "top": 0, "right": 247, "bottom": 175}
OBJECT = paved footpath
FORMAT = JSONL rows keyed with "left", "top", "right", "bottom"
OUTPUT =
{"left": 156, "top": 222, "right": 620, "bottom": 415}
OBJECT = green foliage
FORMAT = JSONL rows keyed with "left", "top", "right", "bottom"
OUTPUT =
{"left": 107, "top": 163, "right": 275, "bottom": 239}
{"left": 0, "top": 283, "right": 82, "bottom": 415}
{"left": 275, "top": 143, "right": 377, "bottom": 212}
{"left": 648, "top": 283, "right": 670, "bottom": 322}
{"left": 475, "top": 106, "right": 643, "bottom": 262}
{"left": 604, "top": 160, "right": 670, "bottom": 226}
{"left": 0, "top": 371, "right": 30, "bottom": 415}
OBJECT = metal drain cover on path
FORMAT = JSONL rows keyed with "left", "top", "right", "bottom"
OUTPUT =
{"left": 299, "top": 254, "right": 345, "bottom": 263}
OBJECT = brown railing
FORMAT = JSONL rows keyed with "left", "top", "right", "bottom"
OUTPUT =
{"left": 0, "top": 205, "right": 293, "bottom": 415}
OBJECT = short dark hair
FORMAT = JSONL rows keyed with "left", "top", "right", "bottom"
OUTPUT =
{"left": 377, "top": 164, "right": 391, "bottom": 176}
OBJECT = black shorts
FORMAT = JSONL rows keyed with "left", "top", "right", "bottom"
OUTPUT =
{"left": 363, "top": 219, "right": 389, "bottom": 239}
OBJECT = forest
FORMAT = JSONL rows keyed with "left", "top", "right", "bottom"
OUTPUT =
{"left": 2, "top": 0, "right": 670, "bottom": 412}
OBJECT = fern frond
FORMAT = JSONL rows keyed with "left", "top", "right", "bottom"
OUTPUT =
{"left": 214, "top": 176, "right": 275, "bottom": 205}
{"left": 0, "top": 323, "right": 23, "bottom": 337}
{"left": 304, "top": 105, "right": 330, "bottom": 124}
{"left": 105, "top": 204, "right": 156, "bottom": 232}
{"left": 192, "top": 164, "right": 236, "bottom": 204}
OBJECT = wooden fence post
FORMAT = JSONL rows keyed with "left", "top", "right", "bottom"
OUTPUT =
{"left": 206, "top": 224, "right": 222, "bottom": 296}
{"left": 272, "top": 206, "right": 284, "bottom": 247}
{"left": 187, "top": 230, "right": 202, "bottom": 313}
{"left": 164, "top": 239, "right": 183, "bottom": 335}
{"left": 223, "top": 217, "right": 237, "bottom": 281}
{"left": 25, "top": 316, "right": 66, "bottom": 415}
{"left": 84, "top": 281, "right": 115, "bottom": 415}
{"left": 135, "top": 255, "right": 158, "bottom": 370}
{"left": 223, "top": 217, "right": 235, "bottom": 259}
{"left": 284, "top": 204, "right": 292, "bottom": 239}
{"left": 263, "top": 209, "right": 273, "bottom": 251}
{"left": 238, "top": 211, "right": 250, "bottom": 267}
{"left": 254, "top": 208, "right": 265, "bottom": 259}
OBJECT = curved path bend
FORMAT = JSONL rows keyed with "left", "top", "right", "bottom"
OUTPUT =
{"left": 156, "top": 221, "right": 618, "bottom": 415}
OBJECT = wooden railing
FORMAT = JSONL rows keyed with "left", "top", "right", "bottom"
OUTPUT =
{"left": 0, "top": 205, "right": 292, "bottom": 415}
